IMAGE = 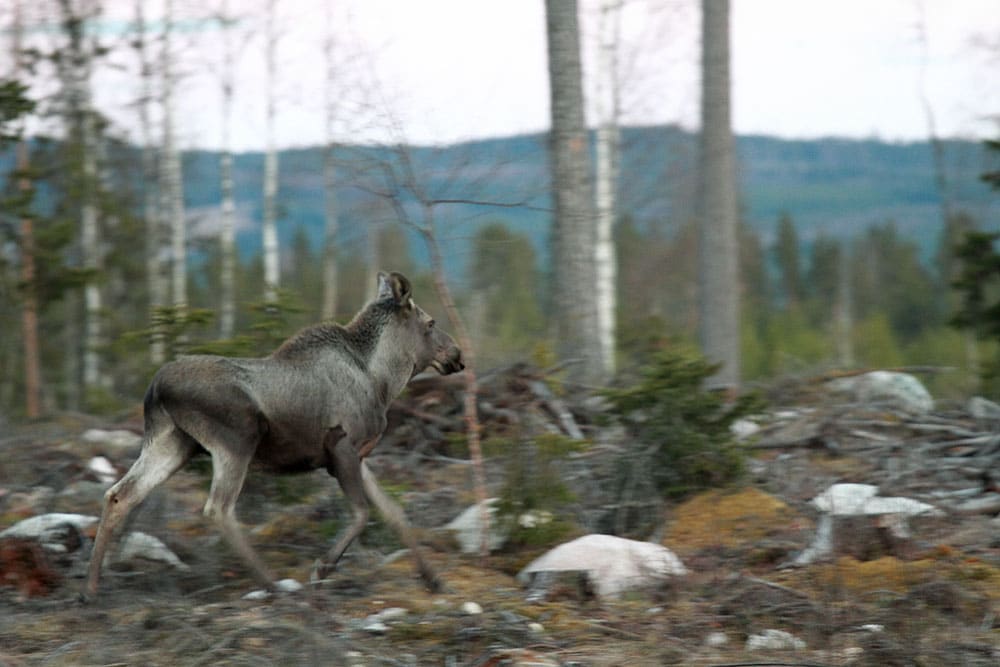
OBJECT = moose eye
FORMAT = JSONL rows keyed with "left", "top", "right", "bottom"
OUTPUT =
{"left": 427, "top": 319, "right": 436, "bottom": 329}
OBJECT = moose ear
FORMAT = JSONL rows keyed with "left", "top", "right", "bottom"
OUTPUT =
{"left": 376, "top": 271, "right": 392, "bottom": 300}
{"left": 376, "top": 271, "right": 412, "bottom": 305}
{"left": 389, "top": 272, "right": 412, "bottom": 305}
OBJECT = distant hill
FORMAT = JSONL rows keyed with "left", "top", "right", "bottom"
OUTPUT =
{"left": 8, "top": 127, "right": 997, "bottom": 279}
{"left": 180, "top": 127, "right": 996, "bottom": 278}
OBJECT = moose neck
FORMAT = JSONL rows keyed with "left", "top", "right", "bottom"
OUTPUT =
{"left": 367, "top": 334, "right": 415, "bottom": 407}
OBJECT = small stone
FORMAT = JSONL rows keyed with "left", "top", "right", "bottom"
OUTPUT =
{"left": 87, "top": 456, "right": 118, "bottom": 484}
{"left": 704, "top": 631, "right": 728, "bottom": 647}
{"left": 275, "top": 578, "right": 302, "bottom": 592}
{"left": 374, "top": 606, "right": 408, "bottom": 622}
{"left": 363, "top": 620, "right": 389, "bottom": 634}
{"left": 730, "top": 418, "right": 760, "bottom": 439}
{"left": 746, "top": 629, "right": 806, "bottom": 651}
{"left": 528, "top": 622, "right": 545, "bottom": 634}
{"left": 461, "top": 601, "right": 483, "bottom": 615}
{"left": 968, "top": 396, "right": 1000, "bottom": 420}
{"left": 242, "top": 589, "right": 270, "bottom": 601}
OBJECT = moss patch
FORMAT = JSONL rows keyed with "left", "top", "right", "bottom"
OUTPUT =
{"left": 664, "top": 487, "right": 804, "bottom": 555}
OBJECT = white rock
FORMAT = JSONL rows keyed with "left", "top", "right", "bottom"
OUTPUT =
{"left": 444, "top": 498, "right": 506, "bottom": 554}
{"left": 365, "top": 607, "right": 408, "bottom": 624}
{"left": 527, "top": 622, "right": 545, "bottom": 635}
{"left": 860, "top": 623, "right": 884, "bottom": 633}
{"left": 87, "top": 456, "right": 118, "bottom": 484}
{"left": 828, "top": 371, "right": 933, "bottom": 414}
{"left": 242, "top": 589, "right": 271, "bottom": 601}
{"left": 811, "top": 483, "right": 879, "bottom": 514}
{"left": 461, "top": 601, "right": 483, "bottom": 615}
{"left": 275, "top": 578, "right": 302, "bottom": 592}
{"left": 81, "top": 428, "right": 142, "bottom": 451}
{"left": 116, "top": 531, "right": 189, "bottom": 570}
{"left": 968, "top": 396, "right": 1000, "bottom": 420}
{"left": 746, "top": 629, "right": 806, "bottom": 651}
{"left": 730, "top": 418, "right": 761, "bottom": 440}
{"left": 517, "top": 534, "right": 687, "bottom": 599}
{"left": 517, "top": 510, "right": 553, "bottom": 529}
{"left": 0, "top": 513, "right": 98, "bottom": 540}
{"left": 862, "top": 495, "right": 942, "bottom": 516}
{"left": 362, "top": 621, "right": 389, "bottom": 634}
{"left": 811, "top": 483, "right": 941, "bottom": 517}
{"left": 795, "top": 484, "right": 943, "bottom": 565}
{"left": 704, "top": 631, "right": 729, "bottom": 647}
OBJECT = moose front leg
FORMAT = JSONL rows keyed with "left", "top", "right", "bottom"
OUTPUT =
{"left": 313, "top": 429, "right": 370, "bottom": 581}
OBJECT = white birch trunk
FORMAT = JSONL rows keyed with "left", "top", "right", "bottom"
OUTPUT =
{"left": 162, "top": 0, "right": 187, "bottom": 310}
{"left": 261, "top": 0, "right": 280, "bottom": 303}
{"left": 594, "top": 0, "right": 621, "bottom": 380}
{"left": 320, "top": 3, "right": 339, "bottom": 320}
{"left": 61, "top": 0, "right": 102, "bottom": 389}
{"left": 219, "top": 0, "right": 237, "bottom": 337}
{"left": 134, "top": 0, "right": 166, "bottom": 364}
{"left": 697, "top": 0, "right": 740, "bottom": 389}
{"left": 835, "top": 244, "right": 854, "bottom": 368}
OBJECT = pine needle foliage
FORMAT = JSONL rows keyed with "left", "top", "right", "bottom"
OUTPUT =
{"left": 602, "top": 347, "right": 765, "bottom": 499}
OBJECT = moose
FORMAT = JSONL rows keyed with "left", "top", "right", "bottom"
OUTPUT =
{"left": 85, "top": 272, "right": 463, "bottom": 597}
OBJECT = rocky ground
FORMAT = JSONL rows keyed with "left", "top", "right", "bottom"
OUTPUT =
{"left": 1, "top": 367, "right": 999, "bottom": 666}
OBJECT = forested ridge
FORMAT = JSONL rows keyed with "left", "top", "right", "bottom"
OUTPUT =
{"left": 1, "top": 127, "right": 996, "bottom": 415}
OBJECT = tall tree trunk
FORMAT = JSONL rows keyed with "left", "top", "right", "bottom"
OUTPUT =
{"left": 219, "top": 0, "right": 237, "bottom": 336}
{"left": 58, "top": 0, "right": 103, "bottom": 391}
{"left": 320, "top": 3, "right": 339, "bottom": 320}
{"left": 13, "top": 0, "right": 41, "bottom": 417}
{"left": 134, "top": 0, "right": 166, "bottom": 363}
{"left": 835, "top": 243, "right": 854, "bottom": 367}
{"left": 416, "top": 205, "right": 489, "bottom": 557}
{"left": 594, "top": 0, "right": 621, "bottom": 380}
{"left": 544, "top": 0, "right": 603, "bottom": 386}
{"left": 162, "top": 0, "right": 187, "bottom": 312}
{"left": 261, "top": 0, "right": 280, "bottom": 303}
{"left": 697, "top": 0, "right": 740, "bottom": 389}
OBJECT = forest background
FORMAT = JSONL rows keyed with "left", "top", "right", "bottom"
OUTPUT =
{"left": 0, "top": 0, "right": 998, "bottom": 419}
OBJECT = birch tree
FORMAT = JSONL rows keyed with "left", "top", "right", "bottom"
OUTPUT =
{"left": 594, "top": 0, "right": 622, "bottom": 380}
{"left": 133, "top": 0, "right": 166, "bottom": 363}
{"left": 320, "top": 1, "right": 339, "bottom": 320}
{"left": 56, "top": 0, "right": 104, "bottom": 391}
{"left": 161, "top": 0, "right": 187, "bottom": 311}
{"left": 835, "top": 244, "right": 855, "bottom": 367}
{"left": 697, "top": 0, "right": 740, "bottom": 389}
{"left": 261, "top": 0, "right": 280, "bottom": 303}
{"left": 545, "top": 0, "right": 603, "bottom": 386}
{"left": 217, "top": 0, "right": 238, "bottom": 336}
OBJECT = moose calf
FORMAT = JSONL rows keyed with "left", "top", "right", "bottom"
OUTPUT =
{"left": 85, "top": 272, "right": 463, "bottom": 597}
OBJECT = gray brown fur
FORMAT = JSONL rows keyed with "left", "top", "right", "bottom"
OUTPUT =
{"left": 85, "top": 272, "right": 462, "bottom": 597}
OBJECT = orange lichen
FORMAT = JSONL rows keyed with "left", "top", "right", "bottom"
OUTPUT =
{"left": 810, "top": 556, "right": 937, "bottom": 594}
{"left": 663, "top": 487, "right": 803, "bottom": 554}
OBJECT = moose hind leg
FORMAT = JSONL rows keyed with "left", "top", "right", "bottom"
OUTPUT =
{"left": 361, "top": 462, "right": 442, "bottom": 592}
{"left": 314, "top": 436, "right": 369, "bottom": 581}
{"left": 86, "top": 427, "right": 197, "bottom": 596}
{"left": 202, "top": 447, "right": 276, "bottom": 589}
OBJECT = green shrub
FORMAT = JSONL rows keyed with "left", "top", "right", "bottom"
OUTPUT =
{"left": 495, "top": 434, "right": 584, "bottom": 549}
{"left": 602, "top": 346, "right": 765, "bottom": 499}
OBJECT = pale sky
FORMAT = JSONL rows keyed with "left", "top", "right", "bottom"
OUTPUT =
{"left": 60, "top": 0, "right": 1000, "bottom": 150}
